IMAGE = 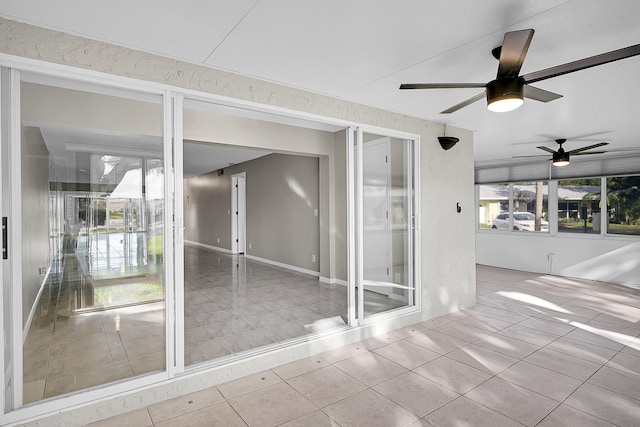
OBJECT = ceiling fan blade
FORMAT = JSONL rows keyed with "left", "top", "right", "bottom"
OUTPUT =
{"left": 567, "top": 142, "right": 609, "bottom": 154}
{"left": 536, "top": 146, "right": 556, "bottom": 154}
{"left": 512, "top": 154, "right": 550, "bottom": 158}
{"left": 440, "top": 92, "right": 486, "bottom": 114}
{"left": 399, "top": 83, "right": 485, "bottom": 90}
{"left": 523, "top": 43, "right": 640, "bottom": 84}
{"left": 573, "top": 151, "right": 607, "bottom": 156}
{"left": 523, "top": 85, "right": 563, "bottom": 102}
{"left": 496, "top": 29, "right": 535, "bottom": 79}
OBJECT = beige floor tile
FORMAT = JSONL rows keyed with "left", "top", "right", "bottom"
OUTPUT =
{"left": 456, "top": 314, "right": 513, "bottom": 332}
{"left": 279, "top": 410, "right": 340, "bottom": 427}
{"left": 496, "top": 324, "right": 560, "bottom": 347}
{"left": 335, "top": 352, "right": 407, "bottom": 386}
{"left": 148, "top": 387, "right": 225, "bottom": 423}
{"left": 128, "top": 351, "right": 165, "bottom": 375}
{"left": 416, "top": 316, "right": 455, "bottom": 330}
{"left": 537, "top": 404, "right": 617, "bottom": 427}
{"left": 373, "top": 372, "right": 458, "bottom": 417}
{"left": 218, "top": 369, "right": 282, "bottom": 399}
{"left": 359, "top": 333, "right": 402, "bottom": 350}
{"left": 318, "top": 343, "right": 370, "bottom": 364}
{"left": 524, "top": 347, "right": 602, "bottom": 381}
{"left": 89, "top": 408, "right": 153, "bottom": 427}
{"left": 606, "top": 350, "right": 640, "bottom": 375}
{"left": 406, "top": 330, "right": 469, "bottom": 355}
{"left": 390, "top": 324, "right": 429, "bottom": 339}
{"left": 562, "top": 328, "right": 627, "bottom": 351}
{"left": 497, "top": 361, "right": 582, "bottom": 401}
{"left": 229, "top": 382, "right": 316, "bottom": 427}
{"left": 544, "top": 336, "right": 619, "bottom": 364}
{"left": 408, "top": 419, "right": 436, "bottom": 427}
{"left": 155, "top": 401, "right": 246, "bottom": 427}
{"left": 434, "top": 322, "right": 492, "bottom": 343}
{"left": 473, "top": 333, "right": 540, "bottom": 359}
{"left": 518, "top": 317, "right": 576, "bottom": 336}
{"left": 565, "top": 383, "right": 640, "bottom": 427}
{"left": 424, "top": 396, "right": 523, "bottom": 427}
{"left": 287, "top": 365, "right": 366, "bottom": 407}
{"left": 446, "top": 344, "right": 518, "bottom": 375}
{"left": 272, "top": 356, "right": 330, "bottom": 380}
{"left": 323, "top": 389, "right": 418, "bottom": 427}
{"left": 413, "top": 356, "right": 492, "bottom": 394}
{"left": 465, "top": 377, "right": 559, "bottom": 426}
{"left": 23, "top": 380, "right": 45, "bottom": 404}
{"left": 374, "top": 341, "right": 440, "bottom": 369}
{"left": 481, "top": 308, "right": 530, "bottom": 324}
{"left": 587, "top": 366, "right": 640, "bottom": 401}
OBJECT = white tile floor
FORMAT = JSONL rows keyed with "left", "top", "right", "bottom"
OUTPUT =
{"left": 87, "top": 265, "right": 640, "bottom": 427}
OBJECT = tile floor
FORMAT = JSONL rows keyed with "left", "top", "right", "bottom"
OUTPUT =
{"left": 23, "top": 243, "right": 403, "bottom": 403}
{"left": 90, "top": 265, "right": 640, "bottom": 427}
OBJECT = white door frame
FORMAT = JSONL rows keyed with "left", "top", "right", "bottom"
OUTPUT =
{"left": 231, "top": 172, "right": 246, "bottom": 255}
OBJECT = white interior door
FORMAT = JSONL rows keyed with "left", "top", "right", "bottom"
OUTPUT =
{"left": 231, "top": 173, "right": 246, "bottom": 254}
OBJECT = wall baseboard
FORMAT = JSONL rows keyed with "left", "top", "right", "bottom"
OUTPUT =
{"left": 24, "top": 265, "right": 52, "bottom": 343}
{"left": 244, "top": 254, "right": 319, "bottom": 277}
{"left": 185, "top": 240, "right": 232, "bottom": 254}
{"left": 319, "top": 276, "right": 348, "bottom": 287}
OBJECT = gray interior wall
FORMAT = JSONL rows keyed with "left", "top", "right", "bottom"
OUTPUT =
{"left": 20, "top": 126, "right": 50, "bottom": 327}
{"left": 184, "top": 153, "right": 320, "bottom": 272}
{"left": 183, "top": 168, "right": 232, "bottom": 249}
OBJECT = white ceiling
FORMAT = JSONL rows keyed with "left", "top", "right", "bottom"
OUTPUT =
{"left": 3, "top": 0, "right": 640, "bottom": 166}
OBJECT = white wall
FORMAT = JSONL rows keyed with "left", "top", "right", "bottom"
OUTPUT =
{"left": 477, "top": 232, "right": 640, "bottom": 287}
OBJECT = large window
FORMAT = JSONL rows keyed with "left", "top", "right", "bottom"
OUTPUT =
{"left": 512, "top": 182, "right": 548, "bottom": 232}
{"left": 558, "top": 179, "right": 601, "bottom": 234}
{"left": 478, "top": 175, "right": 640, "bottom": 238}
{"left": 478, "top": 184, "right": 508, "bottom": 229}
{"left": 607, "top": 175, "right": 640, "bottom": 236}
{"left": 478, "top": 182, "right": 548, "bottom": 232}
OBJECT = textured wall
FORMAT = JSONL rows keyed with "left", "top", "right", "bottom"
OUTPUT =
{"left": 0, "top": 17, "right": 476, "bottom": 426}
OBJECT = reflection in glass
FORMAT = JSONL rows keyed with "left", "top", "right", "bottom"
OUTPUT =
{"left": 606, "top": 175, "right": 640, "bottom": 236}
{"left": 510, "top": 182, "right": 549, "bottom": 232}
{"left": 361, "top": 134, "right": 415, "bottom": 317}
{"left": 20, "top": 79, "right": 165, "bottom": 404}
{"left": 558, "top": 178, "right": 601, "bottom": 234}
{"left": 478, "top": 184, "right": 509, "bottom": 229}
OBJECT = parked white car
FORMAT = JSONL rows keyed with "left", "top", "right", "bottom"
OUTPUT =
{"left": 492, "top": 212, "right": 549, "bottom": 231}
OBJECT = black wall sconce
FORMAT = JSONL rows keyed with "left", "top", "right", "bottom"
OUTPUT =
{"left": 438, "top": 124, "right": 459, "bottom": 150}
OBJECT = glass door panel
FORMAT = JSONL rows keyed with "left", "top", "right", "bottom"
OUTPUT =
{"left": 18, "top": 74, "right": 166, "bottom": 404}
{"left": 359, "top": 132, "right": 415, "bottom": 319}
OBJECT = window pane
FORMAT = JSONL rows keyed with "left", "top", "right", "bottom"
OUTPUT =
{"left": 478, "top": 184, "right": 509, "bottom": 230}
{"left": 182, "top": 99, "right": 349, "bottom": 366}
{"left": 558, "top": 179, "right": 601, "bottom": 234}
{"left": 20, "top": 77, "right": 165, "bottom": 404}
{"left": 511, "top": 182, "right": 548, "bottom": 232}
{"left": 606, "top": 175, "right": 640, "bottom": 236}
{"left": 361, "top": 134, "right": 415, "bottom": 318}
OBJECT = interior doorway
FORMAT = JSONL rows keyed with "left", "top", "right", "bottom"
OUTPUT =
{"left": 231, "top": 172, "right": 246, "bottom": 254}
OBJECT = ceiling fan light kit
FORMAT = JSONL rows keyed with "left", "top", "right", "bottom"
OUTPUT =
{"left": 486, "top": 78, "right": 524, "bottom": 112}
{"left": 552, "top": 150, "right": 570, "bottom": 166}
{"left": 400, "top": 29, "right": 640, "bottom": 114}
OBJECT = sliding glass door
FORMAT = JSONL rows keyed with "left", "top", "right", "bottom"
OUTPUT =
{"left": 3, "top": 71, "right": 169, "bottom": 407}
{"left": 354, "top": 130, "right": 418, "bottom": 321}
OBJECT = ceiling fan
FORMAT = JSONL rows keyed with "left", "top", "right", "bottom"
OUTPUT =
{"left": 399, "top": 29, "right": 640, "bottom": 114}
{"left": 515, "top": 139, "right": 609, "bottom": 166}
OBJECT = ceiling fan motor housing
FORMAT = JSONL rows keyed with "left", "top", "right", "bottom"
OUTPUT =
{"left": 486, "top": 78, "right": 524, "bottom": 108}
